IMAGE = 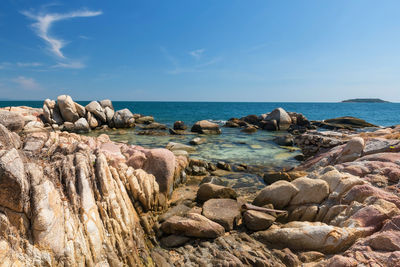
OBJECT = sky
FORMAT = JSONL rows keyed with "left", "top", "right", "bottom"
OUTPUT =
{"left": 1, "top": 0, "right": 400, "bottom": 102}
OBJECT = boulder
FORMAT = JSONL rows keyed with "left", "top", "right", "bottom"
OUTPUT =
{"left": 242, "top": 114, "right": 259, "bottom": 124}
{"left": 196, "top": 183, "right": 237, "bottom": 203}
{"left": 113, "top": 109, "right": 135, "bottom": 128}
{"left": 104, "top": 107, "right": 114, "bottom": 123}
{"left": 191, "top": 120, "right": 221, "bottom": 134}
{"left": 0, "top": 148, "right": 29, "bottom": 212}
{"left": 189, "top": 137, "right": 206, "bottom": 145}
{"left": 161, "top": 213, "right": 225, "bottom": 238}
{"left": 254, "top": 221, "right": 362, "bottom": 254}
{"left": 290, "top": 178, "right": 329, "bottom": 206}
{"left": 99, "top": 99, "right": 114, "bottom": 110}
{"left": 323, "top": 116, "right": 376, "bottom": 129}
{"left": 143, "top": 148, "right": 176, "bottom": 196}
{"left": 241, "top": 126, "right": 257, "bottom": 133}
{"left": 202, "top": 198, "right": 241, "bottom": 231}
{"left": 85, "top": 101, "right": 106, "bottom": 123}
{"left": 265, "top": 108, "right": 292, "bottom": 130}
{"left": 273, "top": 135, "right": 294, "bottom": 146}
{"left": 253, "top": 180, "right": 299, "bottom": 209}
{"left": 74, "top": 102, "right": 86, "bottom": 117}
{"left": 0, "top": 124, "right": 21, "bottom": 149}
{"left": 336, "top": 137, "right": 365, "bottom": 163}
{"left": 173, "top": 121, "right": 187, "bottom": 130}
{"left": 135, "top": 116, "right": 154, "bottom": 124}
{"left": 86, "top": 112, "right": 99, "bottom": 129}
{"left": 0, "top": 110, "right": 25, "bottom": 132}
{"left": 243, "top": 210, "right": 276, "bottom": 231}
{"left": 57, "top": 95, "right": 79, "bottom": 122}
{"left": 74, "top": 118, "right": 90, "bottom": 133}
{"left": 142, "top": 122, "right": 167, "bottom": 130}
{"left": 261, "top": 120, "right": 278, "bottom": 131}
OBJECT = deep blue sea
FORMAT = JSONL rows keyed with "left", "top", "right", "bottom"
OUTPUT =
{"left": 1, "top": 101, "right": 399, "bottom": 126}
{"left": 1, "top": 101, "right": 399, "bottom": 168}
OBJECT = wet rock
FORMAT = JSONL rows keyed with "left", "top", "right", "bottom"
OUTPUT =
{"left": 225, "top": 120, "right": 240, "bottom": 127}
{"left": 189, "top": 137, "right": 206, "bottom": 145}
{"left": 173, "top": 121, "right": 187, "bottom": 130}
{"left": 199, "top": 176, "right": 227, "bottom": 186}
{"left": 191, "top": 120, "right": 221, "bottom": 134}
{"left": 323, "top": 116, "right": 377, "bottom": 129}
{"left": 166, "top": 142, "right": 196, "bottom": 152}
{"left": 265, "top": 108, "right": 292, "bottom": 130}
{"left": 196, "top": 183, "right": 237, "bottom": 203}
{"left": 243, "top": 210, "right": 276, "bottom": 231}
{"left": 261, "top": 119, "right": 278, "bottom": 131}
{"left": 85, "top": 101, "right": 106, "bottom": 123}
{"left": 253, "top": 180, "right": 299, "bottom": 209}
{"left": 137, "top": 130, "right": 167, "bottom": 136}
{"left": 73, "top": 118, "right": 90, "bottom": 133}
{"left": 202, "top": 198, "right": 241, "bottom": 231}
{"left": 161, "top": 213, "right": 225, "bottom": 238}
{"left": 216, "top": 161, "right": 231, "bottom": 171}
{"left": 190, "top": 165, "right": 208, "bottom": 176}
{"left": 135, "top": 116, "right": 154, "bottom": 124}
{"left": 263, "top": 171, "right": 291, "bottom": 184}
{"left": 57, "top": 95, "right": 79, "bottom": 122}
{"left": 241, "top": 126, "right": 257, "bottom": 133}
{"left": 0, "top": 110, "right": 25, "bottom": 132}
{"left": 273, "top": 134, "right": 294, "bottom": 146}
{"left": 142, "top": 122, "right": 167, "bottom": 130}
{"left": 242, "top": 114, "right": 259, "bottom": 124}
{"left": 113, "top": 109, "right": 135, "bottom": 128}
{"left": 161, "top": 235, "right": 190, "bottom": 248}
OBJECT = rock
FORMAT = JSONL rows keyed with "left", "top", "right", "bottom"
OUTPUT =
{"left": 216, "top": 161, "right": 231, "bottom": 171}
{"left": 173, "top": 121, "right": 187, "bottom": 130}
{"left": 323, "top": 116, "right": 376, "bottom": 129}
{"left": 168, "top": 128, "right": 184, "bottom": 135}
{"left": 86, "top": 112, "right": 99, "bottom": 129}
{"left": 0, "top": 110, "right": 25, "bottom": 132}
{"left": 225, "top": 121, "right": 240, "bottom": 128}
{"left": 254, "top": 221, "right": 362, "bottom": 254}
{"left": 253, "top": 180, "right": 299, "bottom": 209}
{"left": 196, "top": 183, "right": 237, "bottom": 203}
{"left": 0, "top": 124, "right": 21, "bottom": 149}
{"left": 135, "top": 116, "right": 154, "bottom": 124}
{"left": 265, "top": 108, "right": 292, "bottom": 130}
{"left": 85, "top": 101, "right": 106, "bottom": 123}
{"left": 159, "top": 204, "right": 192, "bottom": 222}
{"left": 202, "top": 198, "right": 241, "bottom": 231}
{"left": 142, "top": 122, "right": 167, "bottom": 130}
{"left": 0, "top": 148, "right": 29, "bottom": 212}
{"left": 261, "top": 119, "right": 278, "bottom": 131}
{"left": 113, "top": 109, "right": 135, "bottom": 128}
{"left": 189, "top": 137, "right": 206, "bottom": 145}
{"left": 74, "top": 102, "right": 86, "bottom": 117}
{"left": 273, "top": 134, "right": 294, "bottom": 146}
{"left": 190, "top": 165, "right": 208, "bottom": 176}
{"left": 161, "top": 213, "right": 225, "bottom": 238}
{"left": 336, "top": 137, "right": 365, "bottom": 163}
{"left": 74, "top": 118, "right": 90, "bottom": 133}
{"left": 241, "top": 126, "right": 257, "bottom": 133}
{"left": 290, "top": 177, "right": 329, "bottom": 205}
{"left": 263, "top": 171, "right": 291, "bottom": 184}
{"left": 99, "top": 99, "right": 114, "bottom": 110}
{"left": 161, "top": 235, "right": 190, "bottom": 247}
{"left": 143, "top": 148, "right": 176, "bottom": 196}
{"left": 191, "top": 120, "right": 221, "bottom": 134}
{"left": 166, "top": 142, "right": 196, "bottom": 152}
{"left": 57, "top": 95, "right": 79, "bottom": 122}
{"left": 104, "top": 107, "right": 114, "bottom": 123}
{"left": 63, "top": 122, "right": 75, "bottom": 131}
{"left": 298, "top": 251, "right": 325, "bottom": 263}
{"left": 242, "top": 114, "right": 259, "bottom": 124}
{"left": 243, "top": 210, "right": 276, "bottom": 231}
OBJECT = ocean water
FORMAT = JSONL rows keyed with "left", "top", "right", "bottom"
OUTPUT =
{"left": 1, "top": 101, "right": 399, "bottom": 169}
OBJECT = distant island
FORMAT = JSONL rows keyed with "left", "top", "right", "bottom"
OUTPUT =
{"left": 341, "top": 98, "right": 390, "bottom": 103}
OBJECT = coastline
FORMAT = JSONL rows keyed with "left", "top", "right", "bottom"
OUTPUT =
{"left": 0, "top": 96, "right": 399, "bottom": 266}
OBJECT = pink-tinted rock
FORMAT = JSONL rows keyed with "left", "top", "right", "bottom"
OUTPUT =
{"left": 326, "top": 255, "right": 357, "bottom": 267}
{"left": 126, "top": 149, "right": 147, "bottom": 169}
{"left": 382, "top": 215, "right": 400, "bottom": 231}
{"left": 343, "top": 184, "right": 400, "bottom": 208}
{"left": 336, "top": 137, "right": 364, "bottom": 163}
{"left": 143, "top": 148, "right": 176, "bottom": 195}
{"left": 99, "top": 142, "right": 125, "bottom": 164}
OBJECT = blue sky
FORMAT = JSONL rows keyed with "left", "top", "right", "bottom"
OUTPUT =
{"left": 1, "top": 0, "right": 400, "bottom": 101}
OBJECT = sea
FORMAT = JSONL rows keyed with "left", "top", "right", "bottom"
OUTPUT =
{"left": 1, "top": 101, "right": 399, "bottom": 170}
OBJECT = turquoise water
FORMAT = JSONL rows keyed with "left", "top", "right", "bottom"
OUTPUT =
{"left": 1, "top": 101, "right": 399, "bottom": 169}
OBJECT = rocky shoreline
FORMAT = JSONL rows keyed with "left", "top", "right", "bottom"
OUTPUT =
{"left": 0, "top": 98, "right": 399, "bottom": 266}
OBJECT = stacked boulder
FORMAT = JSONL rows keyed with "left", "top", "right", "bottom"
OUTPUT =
{"left": 225, "top": 107, "right": 312, "bottom": 133}
{"left": 42, "top": 95, "right": 135, "bottom": 133}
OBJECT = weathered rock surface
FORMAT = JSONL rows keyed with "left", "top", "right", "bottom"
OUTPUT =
{"left": 202, "top": 198, "right": 241, "bottom": 231}
{"left": 57, "top": 95, "right": 79, "bottom": 122}
{"left": 196, "top": 183, "right": 237, "bottom": 203}
{"left": 0, "top": 110, "right": 25, "bottom": 132}
{"left": 265, "top": 108, "right": 292, "bottom": 130}
{"left": 113, "top": 108, "right": 135, "bottom": 128}
{"left": 191, "top": 120, "right": 221, "bottom": 134}
{"left": 243, "top": 210, "right": 276, "bottom": 231}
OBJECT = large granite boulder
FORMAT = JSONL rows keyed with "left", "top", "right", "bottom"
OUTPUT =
{"left": 336, "top": 137, "right": 365, "bottom": 163}
{"left": 0, "top": 110, "right": 25, "bottom": 132}
{"left": 99, "top": 99, "right": 114, "bottom": 110}
{"left": 161, "top": 213, "right": 225, "bottom": 238}
{"left": 253, "top": 180, "right": 299, "bottom": 209}
{"left": 85, "top": 101, "right": 106, "bottom": 123}
{"left": 265, "top": 108, "right": 292, "bottom": 130}
{"left": 57, "top": 95, "right": 79, "bottom": 122}
{"left": 202, "top": 198, "right": 241, "bottom": 231}
{"left": 191, "top": 120, "right": 221, "bottom": 134}
{"left": 290, "top": 177, "right": 329, "bottom": 206}
{"left": 74, "top": 118, "right": 90, "bottom": 133}
{"left": 113, "top": 109, "right": 135, "bottom": 128}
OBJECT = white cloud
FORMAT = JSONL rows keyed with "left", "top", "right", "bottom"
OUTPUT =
{"left": 52, "top": 61, "right": 85, "bottom": 69}
{"left": 189, "top": 49, "right": 205, "bottom": 59}
{"left": 16, "top": 62, "right": 43, "bottom": 67}
{"left": 12, "top": 76, "right": 43, "bottom": 91}
{"left": 21, "top": 9, "right": 102, "bottom": 59}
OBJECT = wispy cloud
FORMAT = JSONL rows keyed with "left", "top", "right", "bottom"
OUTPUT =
{"left": 189, "top": 48, "right": 205, "bottom": 59}
{"left": 162, "top": 47, "right": 221, "bottom": 75}
{"left": 16, "top": 62, "right": 43, "bottom": 67}
{"left": 12, "top": 76, "right": 43, "bottom": 91}
{"left": 52, "top": 61, "right": 85, "bottom": 69}
{"left": 21, "top": 9, "right": 102, "bottom": 59}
